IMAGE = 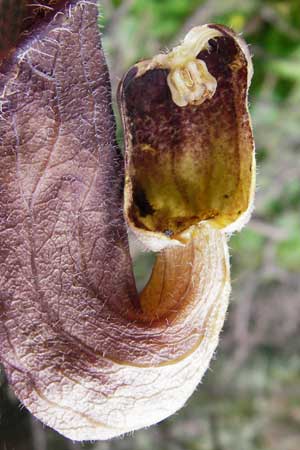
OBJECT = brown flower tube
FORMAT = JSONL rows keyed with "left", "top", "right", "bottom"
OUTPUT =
{"left": 0, "top": 0, "right": 254, "bottom": 441}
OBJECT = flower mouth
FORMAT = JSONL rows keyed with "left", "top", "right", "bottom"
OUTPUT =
{"left": 119, "top": 25, "right": 255, "bottom": 245}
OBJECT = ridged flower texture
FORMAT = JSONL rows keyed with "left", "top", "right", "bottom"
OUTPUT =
{"left": 0, "top": 0, "right": 254, "bottom": 441}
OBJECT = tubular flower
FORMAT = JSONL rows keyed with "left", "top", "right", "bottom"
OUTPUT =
{"left": 0, "top": 0, "right": 254, "bottom": 441}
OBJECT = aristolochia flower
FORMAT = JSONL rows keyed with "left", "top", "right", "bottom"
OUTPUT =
{"left": 0, "top": 0, "right": 254, "bottom": 441}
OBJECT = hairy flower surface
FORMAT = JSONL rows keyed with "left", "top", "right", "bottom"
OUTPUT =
{"left": 0, "top": 0, "right": 254, "bottom": 441}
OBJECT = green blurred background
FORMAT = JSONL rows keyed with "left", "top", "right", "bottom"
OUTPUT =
{"left": 1, "top": 0, "right": 300, "bottom": 449}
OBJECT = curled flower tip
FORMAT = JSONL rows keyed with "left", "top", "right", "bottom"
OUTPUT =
{"left": 168, "top": 59, "right": 217, "bottom": 107}
{"left": 151, "top": 25, "right": 222, "bottom": 107}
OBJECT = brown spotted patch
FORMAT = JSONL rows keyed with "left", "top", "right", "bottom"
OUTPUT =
{"left": 118, "top": 25, "right": 254, "bottom": 239}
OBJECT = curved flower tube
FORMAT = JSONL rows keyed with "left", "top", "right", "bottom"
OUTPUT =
{"left": 0, "top": 0, "right": 254, "bottom": 441}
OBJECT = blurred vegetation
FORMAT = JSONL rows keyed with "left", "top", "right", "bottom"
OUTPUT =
{"left": 1, "top": 0, "right": 300, "bottom": 449}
